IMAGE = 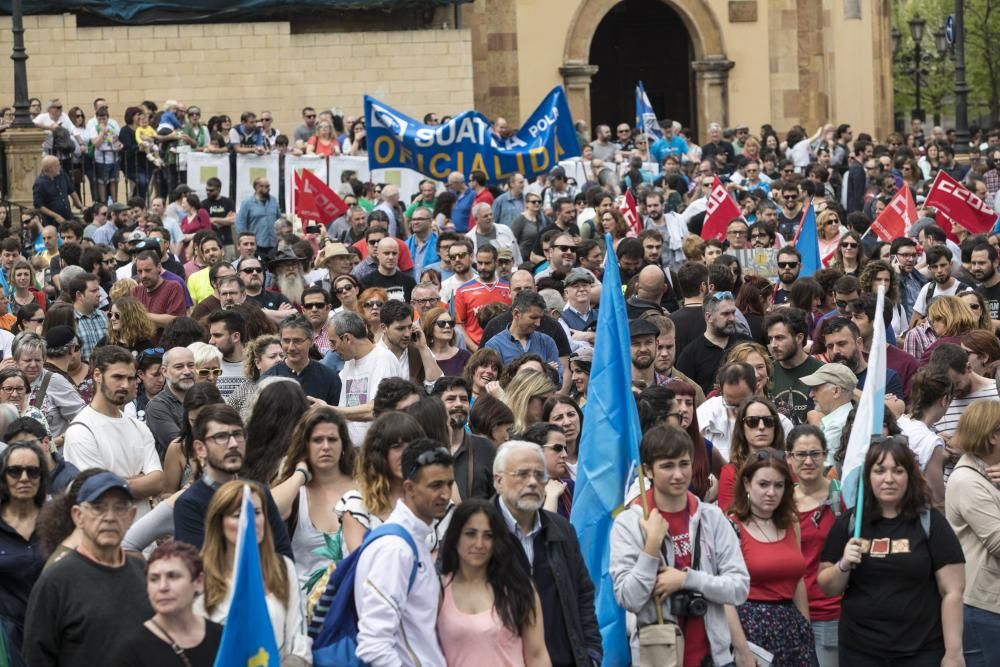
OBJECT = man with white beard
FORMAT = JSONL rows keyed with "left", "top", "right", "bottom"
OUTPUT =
{"left": 267, "top": 248, "right": 307, "bottom": 306}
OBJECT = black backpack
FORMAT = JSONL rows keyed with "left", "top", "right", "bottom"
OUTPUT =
{"left": 51, "top": 126, "right": 76, "bottom": 156}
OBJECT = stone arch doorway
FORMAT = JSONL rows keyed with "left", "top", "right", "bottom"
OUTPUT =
{"left": 588, "top": 0, "right": 693, "bottom": 131}
{"left": 562, "top": 0, "right": 733, "bottom": 140}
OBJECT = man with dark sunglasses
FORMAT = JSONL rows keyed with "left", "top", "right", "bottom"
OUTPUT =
{"left": 773, "top": 246, "right": 802, "bottom": 306}
{"left": 237, "top": 256, "right": 294, "bottom": 323}
{"left": 776, "top": 182, "right": 805, "bottom": 241}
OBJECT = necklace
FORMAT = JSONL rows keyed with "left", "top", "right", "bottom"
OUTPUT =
{"left": 148, "top": 618, "right": 194, "bottom": 667}
{"left": 749, "top": 513, "right": 779, "bottom": 542}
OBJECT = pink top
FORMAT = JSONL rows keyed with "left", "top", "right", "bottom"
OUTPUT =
{"left": 437, "top": 580, "right": 525, "bottom": 667}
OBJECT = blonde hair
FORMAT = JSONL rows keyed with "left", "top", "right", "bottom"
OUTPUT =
{"left": 725, "top": 342, "right": 773, "bottom": 394}
{"left": 109, "top": 278, "right": 138, "bottom": 302}
{"left": 952, "top": 401, "right": 1000, "bottom": 459}
{"left": 201, "top": 481, "right": 289, "bottom": 614}
{"left": 187, "top": 341, "right": 223, "bottom": 367}
{"left": 682, "top": 235, "right": 705, "bottom": 261}
{"left": 506, "top": 370, "right": 557, "bottom": 434}
{"left": 243, "top": 334, "right": 281, "bottom": 380}
{"left": 928, "top": 296, "right": 977, "bottom": 337}
{"left": 108, "top": 296, "right": 155, "bottom": 348}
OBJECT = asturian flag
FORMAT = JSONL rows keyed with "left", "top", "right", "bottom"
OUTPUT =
{"left": 634, "top": 81, "right": 664, "bottom": 141}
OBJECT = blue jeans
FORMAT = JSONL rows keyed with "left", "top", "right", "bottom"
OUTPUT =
{"left": 964, "top": 604, "right": 1000, "bottom": 667}
{"left": 812, "top": 619, "right": 838, "bottom": 667}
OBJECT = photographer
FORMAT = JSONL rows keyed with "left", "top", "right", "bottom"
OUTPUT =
{"left": 610, "top": 426, "right": 749, "bottom": 666}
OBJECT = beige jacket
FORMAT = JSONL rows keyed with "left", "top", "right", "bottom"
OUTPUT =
{"left": 945, "top": 454, "right": 1000, "bottom": 614}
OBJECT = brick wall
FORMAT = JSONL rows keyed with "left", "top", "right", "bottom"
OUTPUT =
{"left": 0, "top": 15, "right": 474, "bottom": 132}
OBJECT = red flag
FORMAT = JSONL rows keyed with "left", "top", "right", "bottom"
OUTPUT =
{"left": 924, "top": 170, "right": 997, "bottom": 240}
{"left": 293, "top": 168, "right": 348, "bottom": 225}
{"left": 620, "top": 190, "right": 642, "bottom": 235}
{"left": 870, "top": 185, "right": 918, "bottom": 242}
{"left": 700, "top": 177, "right": 744, "bottom": 241}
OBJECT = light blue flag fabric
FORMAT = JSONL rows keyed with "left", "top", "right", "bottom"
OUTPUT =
{"left": 634, "top": 81, "right": 664, "bottom": 142}
{"left": 570, "top": 234, "right": 642, "bottom": 667}
{"left": 213, "top": 485, "right": 281, "bottom": 667}
{"left": 796, "top": 203, "right": 822, "bottom": 277}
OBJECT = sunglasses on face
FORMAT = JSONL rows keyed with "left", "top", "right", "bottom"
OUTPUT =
{"left": 5, "top": 465, "right": 40, "bottom": 480}
{"left": 303, "top": 302, "right": 328, "bottom": 310}
{"left": 363, "top": 300, "right": 384, "bottom": 309}
{"left": 240, "top": 267, "right": 263, "bottom": 274}
{"left": 743, "top": 415, "right": 776, "bottom": 429}
{"left": 434, "top": 320, "right": 454, "bottom": 329}
{"left": 335, "top": 285, "right": 355, "bottom": 295}
{"left": 777, "top": 261, "right": 799, "bottom": 269}
{"left": 841, "top": 242, "right": 858, "bottom": 249}
{"left": 196, "top": 368, "right": 223, "bottom": 378}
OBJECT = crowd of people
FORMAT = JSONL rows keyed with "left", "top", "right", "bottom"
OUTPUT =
{"left": 3, "top": 93, "right": 1000, "bottom": 667}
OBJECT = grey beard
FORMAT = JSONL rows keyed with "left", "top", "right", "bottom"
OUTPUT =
{"left": 277, "top": 272, "right": 306, "bottom": 305}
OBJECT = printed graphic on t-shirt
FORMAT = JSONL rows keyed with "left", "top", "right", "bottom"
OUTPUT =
{"left": 671, "top": 530, "right": 692, "bottom": 560}
{"left": 345, "top": 377, "right": 370, "bottom": 407}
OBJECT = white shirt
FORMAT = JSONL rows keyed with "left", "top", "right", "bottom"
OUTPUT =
{"left": 820, "top": 402, "right": 853, "bottom": 468}
{"left": 339, "top": 345, "right": 405, "bottom": 445}
{"left": 354, "top": 500, "right": 446, "bottom": 667}
{"left": 913, "top": 278, "right": 963, "bottom": 317}
{"left": 898, "top": 416, "right": 944, "bottom": 471}
{"left": 464, "top": 225, "right": 523, "bottom": 266}
{"left": 440, "top": 271, "right": 476, "bottom": 305}
{"left": 63, "top": 406, "right": 162, "bottom": 517}
{"left": 697, "top": 396, "right": 794, "bottom": 462}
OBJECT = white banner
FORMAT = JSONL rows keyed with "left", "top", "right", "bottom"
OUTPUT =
{"left": 283, "top": 155, "right": 329, "bottom": 215}
{"left": 185, "top": 152, "right": 231, "bottom": 200}
{"left": 235, "top": 154, "right": 280, "bottom": 212}
{"left": 329, "top": 156, "right": 432, "bottom": 206}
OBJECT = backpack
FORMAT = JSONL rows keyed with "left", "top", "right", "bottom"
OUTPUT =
{"left": 50, "top": 126, "right": 76, "bottom": 157}
{"left": 308, "top": 523, "right": 420, "bottom": 667}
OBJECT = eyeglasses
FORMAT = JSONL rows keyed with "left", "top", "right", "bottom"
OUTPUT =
{"left": 204, "top": 429, "right": 246, "bottom": 447}
{"left": 240, "top": 267, "right": 263, "bottom": 274}
{"left": 727, "top": 229, "right": 747, "bottom": 237}
{"left": 5, "top": 465, "right": 40, "bottom": 480}
{"left": 412, "top": 297, "right": 438, "bottom": 306}
{"left": 506, "top": 468, "right": 548, "bottom": 482}
{"left": 434, "top": 320, "right": 454, "bottom": 329}
{"left": 82, "top": 501, "right": 134, "bottom": 516}
{"left": 543, "top": 444, "right": 567, "bottom": 454}
{"left": 405, "top": 446, "right": 452, "bottom": 480}
{"left": 411, "top": 216, "right": 431, "bottom": 223}
{"left": 108, "top": 312, "right": 121, "bottom": 320}
{"left": 708, "top": 291, "right": 733, "bottom": 302}
{"left": 303, "top": 302, "right": 328, "bottom": 310}
{"left": 554, "top": 244, "right": 577, "bottom": 253}
{"left": 743, "top": 415, "right": 777, "bottom": 429}
{"left": 196, "top": 368, "right": 224, "bottom": 378}
{"left": 363, "top": 300, "right": 384, "bottom": 309}
{"left": 335, "top": 285, "right": 355, "bottom": 295}
{"left": 790, "top": 450, "right": 825, "bottom": 462}
{"left": 840, "top": 242, "right": 858, "bottom": 249}
{"left": 0, "top": 385, "right": 25, "bottom": 395}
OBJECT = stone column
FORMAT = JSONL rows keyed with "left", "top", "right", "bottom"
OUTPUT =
{"left": 1, "top": 127, "right": 44, "bottom": 208}
{"left": 560, "top": 60, "right": 599, "bottom": 126}
{"left": 691, "top": 58, "right": 735, "bottom": 142}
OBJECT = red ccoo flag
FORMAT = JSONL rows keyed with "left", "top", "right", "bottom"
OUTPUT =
{"left": 924, "top": 170, "right": 998, "bottom": 241}
{"left": 700, "top": 176, "right": 744, "bottom": 241}
{"left": 870, "top": 185, "right": 918, "bottom": 242}
{"left": 620, "top": 190, "right": 642, "bottom": 235}
{"left": 294, "top": 168, "right": 348, "bottom": 225}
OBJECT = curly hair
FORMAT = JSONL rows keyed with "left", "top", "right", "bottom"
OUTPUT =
{"left": 356, "top": 412, "right": 425, "bottom": 517}
{"left": 242, "top": 334, "right": 281, "bottom": 381}
{"left": 858, "top": 260, "right": 900, "bottom": 305}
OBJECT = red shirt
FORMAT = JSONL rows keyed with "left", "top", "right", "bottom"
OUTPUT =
{"left": 132, "top": 280, "right": 187, "bottom": 319}
{"left": 737, "top": 518, "right": 806, "bottom": 601}
{"left": 646, "top": 490, "right": 711, "bottom": 667}
{"left": 797, "top": 505, "right": 842, "bottom": 621}
{"left": 453, "top": 278, "right": 510, "bottom": 345}
{"left": 717, "top": 463, "right": 737, "bottom": 513}
{"left": 350, "top": 238, "right": 414, "bottom": 272}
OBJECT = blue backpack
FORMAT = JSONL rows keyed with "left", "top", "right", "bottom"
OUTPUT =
{"left": 308, "top": 523, "right": 420, "bottom": 667}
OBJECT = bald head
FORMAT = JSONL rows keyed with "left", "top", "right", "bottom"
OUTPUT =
{"left": 375, "top": 237, "right": 400, "bottom": 273}
{"left": 510, "top": 269, "right": 535, "bottom": 295}
{"left": 447, "top": 172, "right": 466, "bottom": 191}
{"left": 637, "top": 265, "right": 666, "bottom": 299}
{"left": 40, "top": 155, "right": 60, "bottom": 175}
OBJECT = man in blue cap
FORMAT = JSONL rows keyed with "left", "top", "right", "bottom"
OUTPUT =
{"left": 23, "top": 471, "right": 151, "bottom": 665}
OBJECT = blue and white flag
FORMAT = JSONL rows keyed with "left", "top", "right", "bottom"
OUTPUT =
{"left": 364, "top": 86, "right": 579, "bottom": 184}
{"left": 842, "top": 286, "right": 888, "bottom": 516}
{"left": 795, "top": 203, "right": 822, "bottom": 277}
{"left": 214, "top": 485, "right": 280, "bottom": 667}
{"left": 570, "top": 234, "right": 642, "bottom": 667}
{"left": 634, "top": 81, "right": 664, "bottom": 141}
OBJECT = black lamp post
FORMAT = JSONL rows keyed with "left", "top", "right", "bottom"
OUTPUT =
{"left": 891, "top": 14, "right": 948, "bottom": 123}
{"left": 9, "top": 0, "right": 32, "bottom": 130}
{"left": 953, "top": 0, "right": 970, "bottom": 158}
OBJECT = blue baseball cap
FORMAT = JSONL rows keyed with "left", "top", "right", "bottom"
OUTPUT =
{"left": 76, "top": 471, "right": 133, "bottom": 504}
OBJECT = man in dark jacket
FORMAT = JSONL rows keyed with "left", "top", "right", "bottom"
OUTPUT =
{"left": 493, "top": 440, "right": 602, "bottom": 667}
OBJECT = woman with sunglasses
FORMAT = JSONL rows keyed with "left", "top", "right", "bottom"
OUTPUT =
{"left": 105, "top": 297, "right": 156, "bottom": 356}
{"left": 186, "top": 342, "right": 223, "bottom": 387}
{"left": 816, "top": 209, "right": 844, "bottom": 266}
{"left": 0, "top": 369, "right": 48, "bottom": 434}
{"left": 819, "top": 438, "right": 965, "bottom": 667}
{"left": 356, "top": 287, "right": 387, "bottom": 341}
{"left": 0, "top": 440, "right": 49, "bottom": 663}
{"left": 437, "top": 498, "right": 548, "bottom": 667}
{"left": 306, "top": 121, "right": 340, "bottom": 157}
{"left": 830, "top": 230, "right": 867, "bottom": 277}
{"left": 13, "top": 304, "right": 45, "bottom": 337}
{"left": 718, "top": 396, "right": 787, "bottom": 512}
{"left": 786, "top": 425, "right": 842, "bottom": 667}
{"left": 727, "top": 449, "right": 817, "bottom": 666}
{"left": 421, "top": 306, "right": 470, "bottom": 378}
{"left": 342, "top": 120, "right": 366, "bottom": 157}
{"left": 958, "top": 289, "right": 993, "bottom": 333}
{"left": 331, "top": 275, "right": 360, "bottom": 315}
{"left": 543, "top": 396, "right": 583, "bottom": 478}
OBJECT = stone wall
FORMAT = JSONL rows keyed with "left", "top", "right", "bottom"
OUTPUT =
{"left": 0, "top": 14, "right": 474, "bottom": 132}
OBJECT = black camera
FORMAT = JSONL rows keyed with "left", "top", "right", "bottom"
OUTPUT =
{"left": 669, "top": 591, "right": 708, "bottom": 617}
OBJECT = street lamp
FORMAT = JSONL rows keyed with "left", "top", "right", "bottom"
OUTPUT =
{"left": 8, "top": 0, "right": 32, "bottom": 129}
{"left": 892, "top": 14, "right": 949, "bottom": 123}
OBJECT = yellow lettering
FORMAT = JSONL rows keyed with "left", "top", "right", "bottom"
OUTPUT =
{"left": 373, "top": 136, "right": 395, "bottom": 164}
{"left": 455, "top": 152, "right": 464, "bottom": 175}
{"left": 470, "top": 153, "right": 487, "bottom": 178}
{"left": 429, "top": 153, "right": 450, "bottom": 179}
{"left": 555, "top": 137, "right": 567, "bottom": 161}
{"left": 415, "top": 152, "right": 425, "bottom": 173}
{"left": 529, "top": 147, "right": 549, "bottom": 172}
{"left": 516, "top": 152, "right": 526, "bottom": 175}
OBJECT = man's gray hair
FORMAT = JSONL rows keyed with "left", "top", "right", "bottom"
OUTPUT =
{"left": 539, "top": 288, "right": 564, "bottom": 313}
{"left": 493, "top": 440, "right": 545, "bottom": 475}
{"left": 59, "top": 265, "right": 85, "bottom": 287}
{"left": 704, "top": 292, "right": 734, "bottom": 316}
{"left": 330, "top": 309, "right": 368, "bottom": 339}
{"left": 472, "top": 202, "right": 492, "bottom": 220}
{"left": 512, "top": 289, "right": 545, "bottom": 313}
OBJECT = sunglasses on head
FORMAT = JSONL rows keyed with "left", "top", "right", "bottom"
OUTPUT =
{"left": 708, "top": 291, "right": 733, "bottom": 302}
{"left": 405, "top": 447, "right": 452, "bottom": 480}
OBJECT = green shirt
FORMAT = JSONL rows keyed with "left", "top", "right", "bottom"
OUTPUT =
{"left": 405, "top": 199, "right": 435, "bottom": 218}
{"left": 771, "top": 355, "right": 822, "bottom": 426}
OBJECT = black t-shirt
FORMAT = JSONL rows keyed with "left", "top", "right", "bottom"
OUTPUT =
{"left": 112, "top": 620, "right": 223, "bottom": 667}
{"left": 777, "top": 208, "right": 803, "bottom": 241}
{"left": 674, "top": 334, "right": 751, "bottom": 394}
{"left": 480, "top": 311, "right": 572, "bottom": 358}
{"left": 247, "top": 288, "right": 291, "bottom": 311}
{"left": 820, "top": 509, "right": 964, "bottom": 657}
{"left": 360, "top": 269, "right": 417, "bottom": 303}
{"left": 701, "top": 140, "right": 736, "bottom": 165}
{"left": 771, "top": 356, "right": 823, "bottom": 425}
{"left": 201, "top": 195, "right": 235, "bottom": 246}
{"left": 668, "top": 305, "right": 706, "bottom": 354}
{"left": 979, "top": 280, "right": 1000, "bottom": 321}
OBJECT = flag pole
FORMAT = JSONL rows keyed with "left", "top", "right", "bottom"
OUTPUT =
{"left": 635, "top": 466, "right": 666, "bottom": 626}
{"left": 853, "top": 469, "right": 864, "bottom": 539}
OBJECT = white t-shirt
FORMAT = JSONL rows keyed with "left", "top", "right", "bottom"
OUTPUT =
{"left": 913, "top": 279, "right": 963, "bottom": 317}
{"left": 218, "top": 359, "right": 246, "bottom": 399}
{"left": 897, "top": 415, "right": 944, "bottom": 471}
{"left": 63, "top": 406, "right": 162, "bottom": 516}
{"left": 440, "top": 272, "right": 476, "bottom": 305}
{"left": 339, "top": 345, "right": 405, "bottom": 445}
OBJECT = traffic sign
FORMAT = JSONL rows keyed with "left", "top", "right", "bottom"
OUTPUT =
{"left": 946, "top": 15, "right": 955, "bottom": 45}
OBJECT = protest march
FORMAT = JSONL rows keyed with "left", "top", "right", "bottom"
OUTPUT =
{"left": 0, "top": 19, "right": 1000, "bottom": 666}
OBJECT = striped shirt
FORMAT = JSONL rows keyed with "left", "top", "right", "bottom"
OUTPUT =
{"left": 936, "top": 384, "right": 1000, "bottom": 482}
